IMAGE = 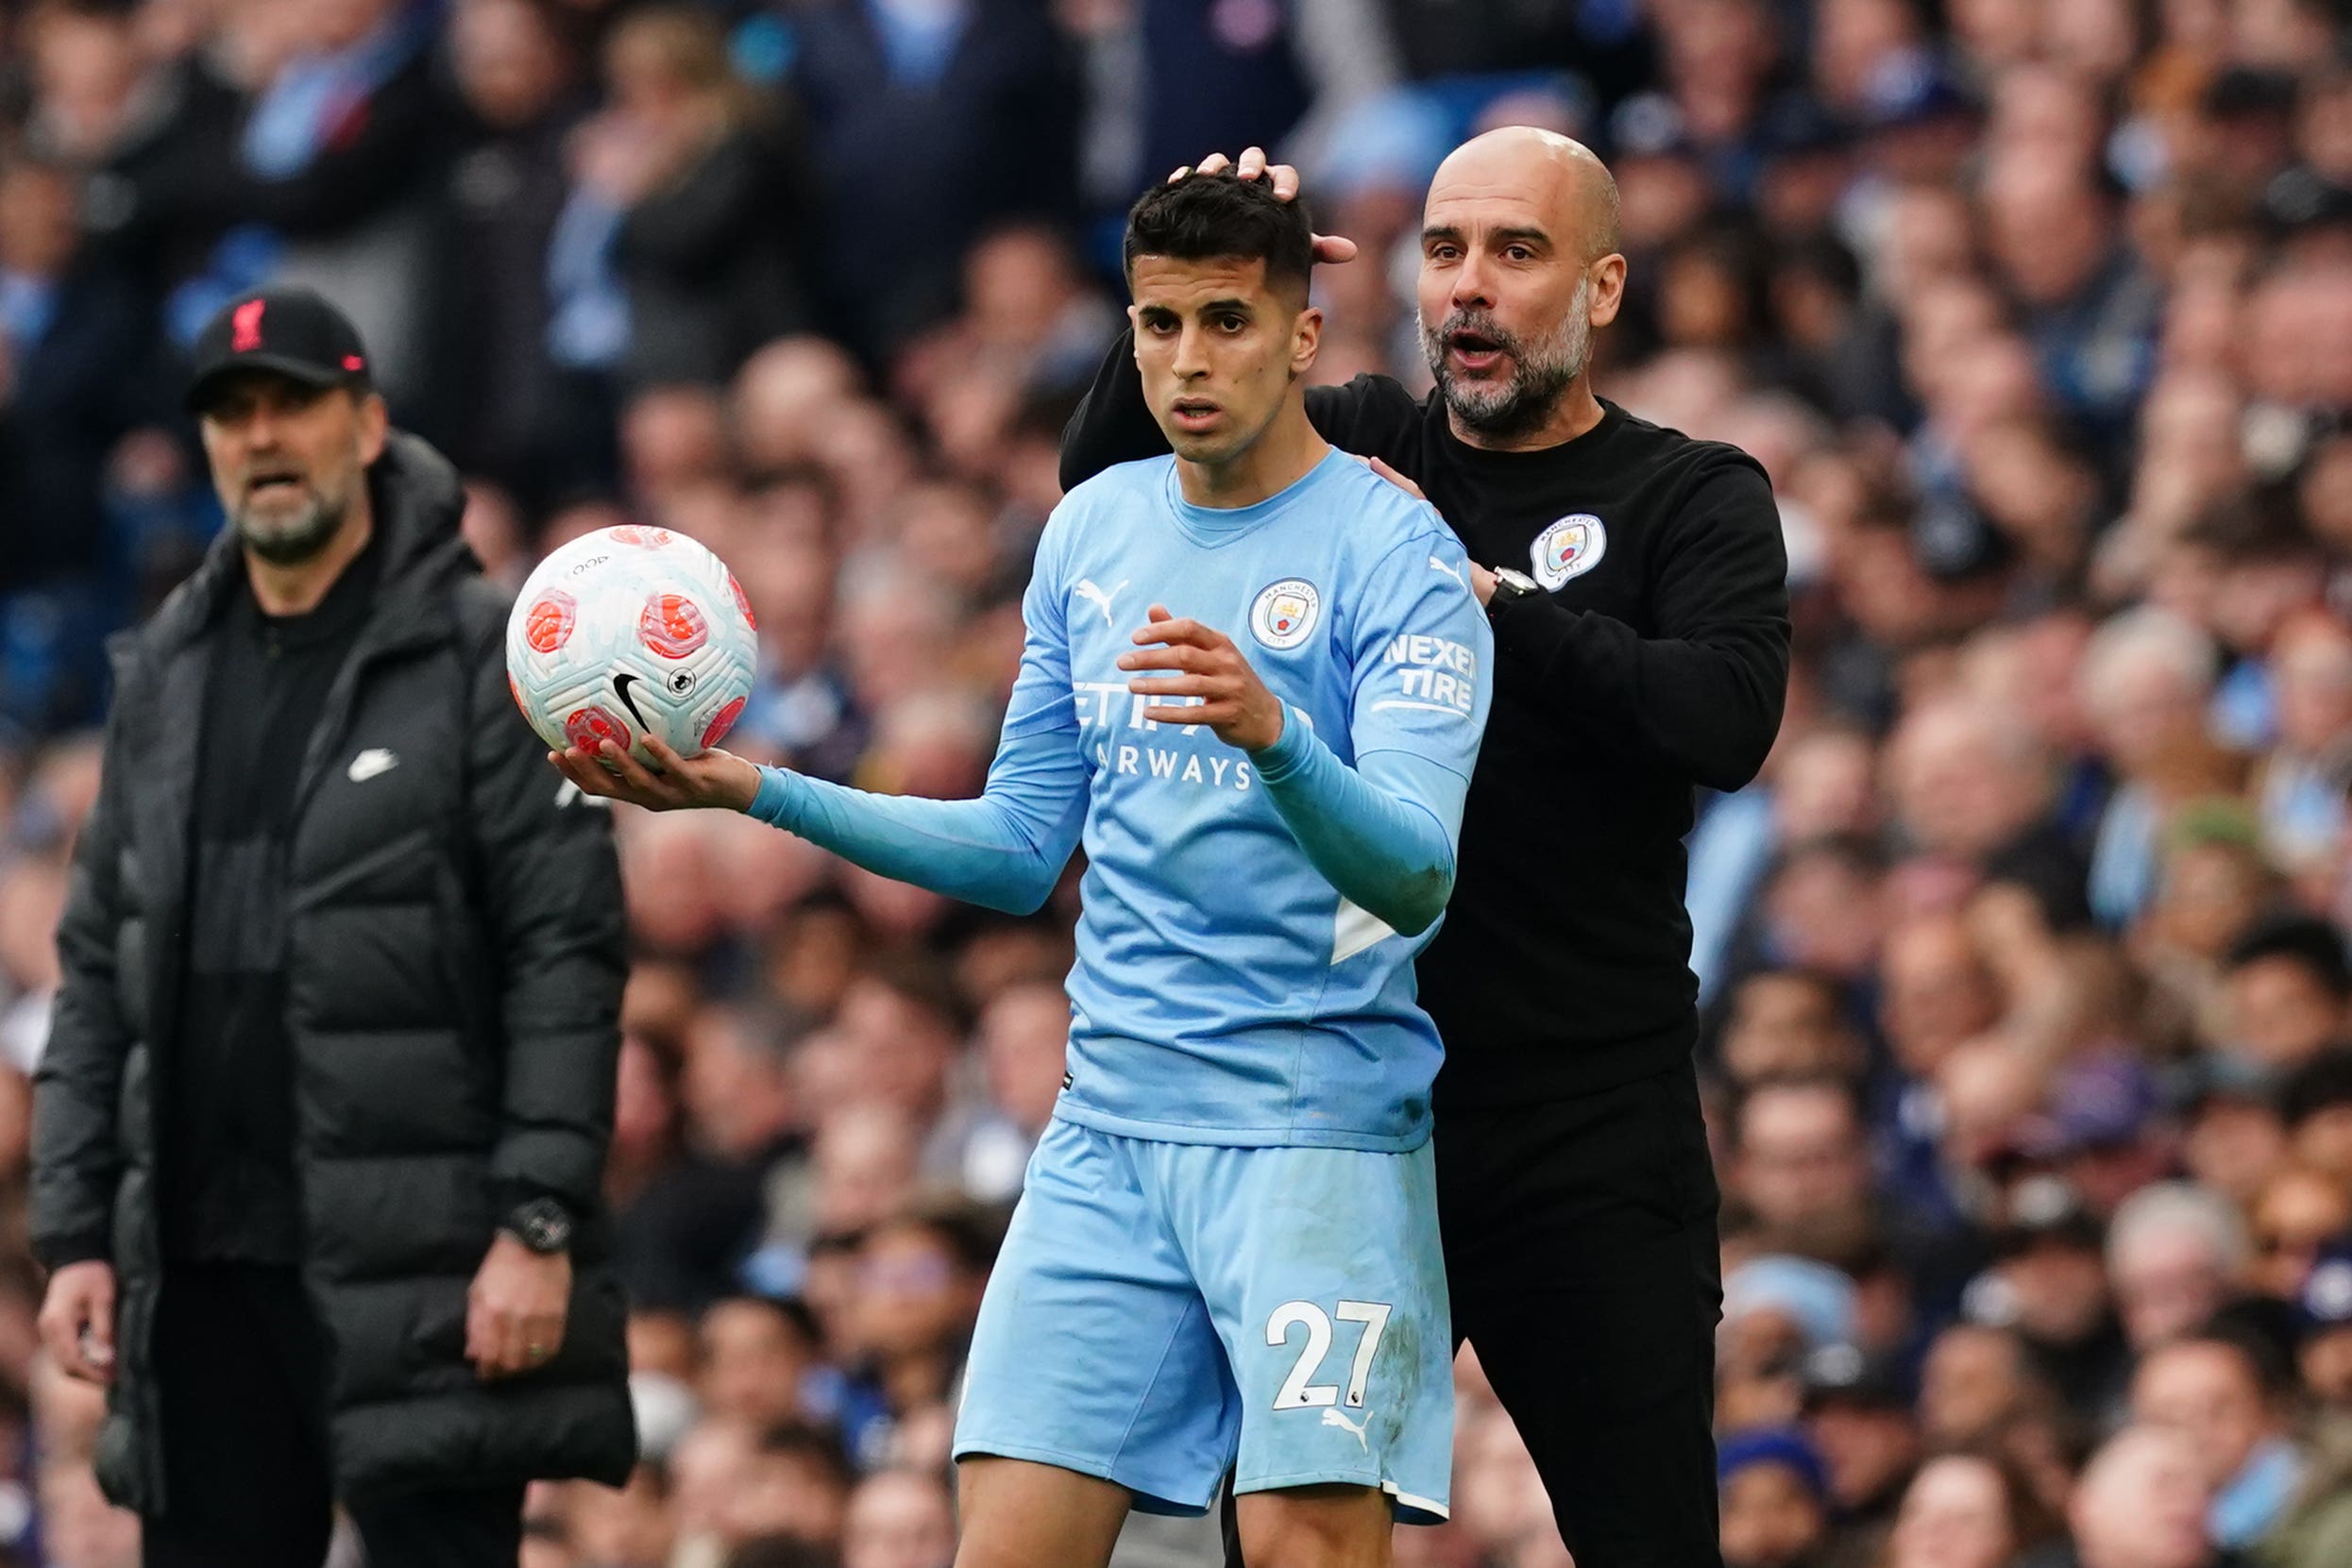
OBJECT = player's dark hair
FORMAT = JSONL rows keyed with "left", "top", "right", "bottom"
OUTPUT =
{"left": 1124, "top": 172, "right": 1313, "bottom": 301}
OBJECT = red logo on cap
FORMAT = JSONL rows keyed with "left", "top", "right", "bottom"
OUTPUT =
{"left": 343, "top": 355, "right": 364, "bottom": 371}
{"left": 231, "top": 299, "right": 265, "bottom": 353}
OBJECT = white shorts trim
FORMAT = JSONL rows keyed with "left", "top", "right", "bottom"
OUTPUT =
{"left": 1383, "top": 1480, "right": 1449, "bottom": 1521}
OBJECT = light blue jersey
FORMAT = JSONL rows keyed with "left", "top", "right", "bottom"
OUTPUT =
{"left": 1023, "top": 450, "right": 1490, "bottom": 1151}
{"left": 746, "top": 444, "right": 1488, "bottom": 1518}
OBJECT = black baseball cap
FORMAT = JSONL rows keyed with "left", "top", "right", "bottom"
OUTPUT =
{"left": 186, "top": 288, "right": 374, "bottom": 414}
{"left": 1800, "top": 1341, "right": 1911, "bottom": 1412}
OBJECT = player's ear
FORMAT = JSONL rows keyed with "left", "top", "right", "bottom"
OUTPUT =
{"left": 1290, "top": 305, "right": 1323, "bottom": 379}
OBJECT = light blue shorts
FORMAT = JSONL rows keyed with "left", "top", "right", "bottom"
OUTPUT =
{"left": 953, "top": 1118, "right": 1452, "bottom": 1522}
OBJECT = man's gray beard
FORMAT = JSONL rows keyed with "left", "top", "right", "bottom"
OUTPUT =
{"left": 1421, "top": 275, "right": 1593, "bottom": 442}
{"left": 235, "top": 490, "right": 347, "bottom": 565}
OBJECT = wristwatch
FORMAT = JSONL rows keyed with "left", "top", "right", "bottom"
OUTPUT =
{"left": 1486, "top": 567, "right": 1542, "bottom": 618}
{"left": 504, "top": 1197, "right": 574, "bottom": 1255}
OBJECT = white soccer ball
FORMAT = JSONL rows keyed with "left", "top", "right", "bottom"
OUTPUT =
{"left": 504, "top": 524, "right": 758, "bottom": 767}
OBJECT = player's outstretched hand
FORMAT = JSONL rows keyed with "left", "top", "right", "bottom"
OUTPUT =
{"left": 1175, "top": 148, "right": 1357, "bottom": 265}
{"left": 1121, "top": 604, "right": 1286, "bottom": 753}
{"left": 548, "top": 733, "right": 762, "bottom": 812}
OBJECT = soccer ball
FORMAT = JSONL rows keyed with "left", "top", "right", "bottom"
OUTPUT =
{"left": 505, "top": 525, "right": 758, "bottom": 767}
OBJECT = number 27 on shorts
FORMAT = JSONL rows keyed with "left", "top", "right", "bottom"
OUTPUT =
{"left": 1265, "top": 1299, "right": 1394, "bottom": 1409}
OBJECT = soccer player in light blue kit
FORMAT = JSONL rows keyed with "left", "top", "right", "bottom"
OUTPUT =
{"left": 552, "top": 173, "right": 1492, "bottom": 1568}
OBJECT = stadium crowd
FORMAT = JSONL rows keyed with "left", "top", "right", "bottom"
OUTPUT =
{"left": 1, "top": 0, "right": 2350, "bottom": 1564}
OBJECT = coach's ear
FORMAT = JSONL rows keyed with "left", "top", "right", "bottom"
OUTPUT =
{"left": 1587, "top": 251, "right": 1628, "bottom": 330}
{"left": 1289, "top": 305, "right": 1323, "bottom": 382}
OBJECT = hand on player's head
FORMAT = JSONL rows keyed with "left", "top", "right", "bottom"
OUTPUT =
{"left": 1174, "top": 148, "right": 1357, "bottom": 266}
{"left": 546, "top": 733, "right": 761, "bottom": 813}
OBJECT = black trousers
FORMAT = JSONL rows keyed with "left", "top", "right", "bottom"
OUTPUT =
{"left": 144, "top": 1263, "right": 526, "bottom": 1568}
{"left": 1224, "top": 1060, "right": 1724, "bottom": 1568}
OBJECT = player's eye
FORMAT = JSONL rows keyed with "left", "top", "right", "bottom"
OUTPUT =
{"left": 1503, "top": 245, "right": 1534, "bottom": 262}
{"left": 1215, "top": 314, "right": 1247, "bottom": 333}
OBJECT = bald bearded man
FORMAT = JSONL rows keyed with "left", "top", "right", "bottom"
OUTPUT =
{"left": 1062, "top": 132, "right": 1790, "bottom": 1566}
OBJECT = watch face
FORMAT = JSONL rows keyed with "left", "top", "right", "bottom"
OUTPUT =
{"left": 518, "top": 1202, "right": 571, "bottom": 1252}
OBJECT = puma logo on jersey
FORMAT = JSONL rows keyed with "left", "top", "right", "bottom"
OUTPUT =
{"left": 1426, "top": 555, "right": 1463, "bottom": 586}
{"left": 1321, "top": 1408, "right": 1370, "bottom": 1452}
{"left": 1074, "top": 578, "right": 1127, "bottom": 628}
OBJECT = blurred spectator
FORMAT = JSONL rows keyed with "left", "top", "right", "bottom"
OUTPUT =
{"left": 838, "top": 1467, "right": 956, "bottom": 1568}
{"left": 431, "top": 0, "right": 599, "bottom": 512}
{"left": 730, "top": 1421, "right": 854, "bottom": 1551}
{"left": 1886, "top": 1449, "right": 2062, "bottom": 1568}
{"left": 2219, "top": 914, "right": 2352, "bottom": 1072}
{"left": 789, "top": 0, "right": 1078, "bottom": 357}
{"left": 591, "top": 8, "right": 808, "bottom": 390}
{"left": 1717, "top": 1425, "right": 1834, "bottom": 1568}
{"left": 835, "top": 1195, "right": 995, "bottom": 1471}
{"left": 1977, "top": 1179, "right": 2132, "bottom": 1423}
{"left": 1885, "top": 698, "right": 2091, "bottom": 932}
{"left": 1798, "top": 1344, "right": 1919, "bottom": 1562}
{"left": 1732, "top": 1075, "right": 1877, "bottom": 1262}
{"left": 2297, "top": 1238, "right": 2352, "bottom": 1408}
{"left": 2107, "top": 1182, "right": 2255, "bottom": 1352}
{"left": 924, "top": 978, "right": 1067, "bottom": 1203}
{"left": 701, "top": 1296, "right": 821, "bottom": 1433}
{"left": 188, "top": 0, "right": 454, "bottom": 409}
{"left": 1920, "top": 1322, "right": 2051, "bottom": 1449}
{"left": 0, "top": 150, "right": 161, "bottom": 594}
{"left": 2249, "top": 1164, "right": 2351, "bottom": 1301}
{"left": 2278, "top": 1050, "right": 2352, "bottom": 1186}
{"left": 2129, "top": 1329, "right": 2305, "bottom": 1552}
{"left": 2077, "top": 608, "right": 2243, "bottom": 931}
{"left": 2053, "top": 1425, "right": 2218, "bottom": 1568}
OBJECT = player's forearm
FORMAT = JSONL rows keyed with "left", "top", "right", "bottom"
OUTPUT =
{"left": 1251, "top": 719, "right": 1465, "bottom": 937}
{"left": 748, "top": 766, "right": 1081, "bottom": 915}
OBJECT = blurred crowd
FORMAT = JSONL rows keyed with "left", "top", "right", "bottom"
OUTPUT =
{"left": 2, "top": 0, "right": 2352, "bottom": 1565}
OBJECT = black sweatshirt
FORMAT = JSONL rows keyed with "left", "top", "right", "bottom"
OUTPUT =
{"left": 1060, "top": 335, "right": 1791, "bottom": 1104}
{"left": 171, "top": 540, "right": 382, "bottom": 1260}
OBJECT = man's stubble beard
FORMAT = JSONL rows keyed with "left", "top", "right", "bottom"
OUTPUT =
{"left": 233, "top": 484, "right": 350, "bottom": 565}
{"left": 1420, "top": 273, "right": 1593, "bottom": 443}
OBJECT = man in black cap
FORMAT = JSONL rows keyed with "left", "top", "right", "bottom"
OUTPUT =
{"left": 29, "top": 288, "right": 635, "bottom": 1565}
{"left": 1797, "top": 1343, "right": 1918, "bottom": 1568}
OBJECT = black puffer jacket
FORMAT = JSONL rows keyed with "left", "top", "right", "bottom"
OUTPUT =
{"left": 30, "top": 433, "right": 635, "bottom": 1509}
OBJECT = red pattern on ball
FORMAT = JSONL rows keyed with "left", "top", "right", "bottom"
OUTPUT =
{"left": 563, "top": 706, "right": 632, "bottom": 752}
{"left": 701, "top": 696, "right": 748, "bottom": 750}
{"left": 639, "top": 593, "right": 710, "bottom": 658}
{"left": 727, "top": 572, "right": 756, "bottom": 631}
{"left": 524, "top": 589, "right": 576, "bottom": 653}
{"left": 608, "top": 525, "right": 672, "bottom": 548}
